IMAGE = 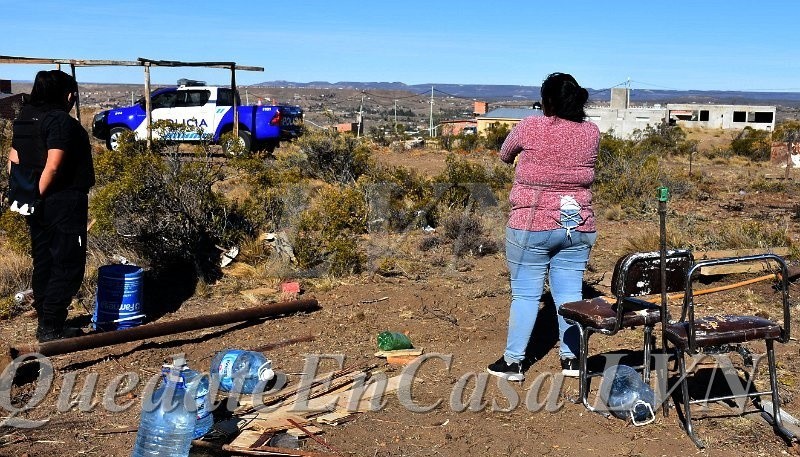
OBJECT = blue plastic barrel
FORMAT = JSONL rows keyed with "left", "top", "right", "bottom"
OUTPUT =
{"left": 92, "top": 264, "right": 145, "bottom": 331}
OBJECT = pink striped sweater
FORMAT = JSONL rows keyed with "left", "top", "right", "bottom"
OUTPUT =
{"left": 499, "top": 115, "right": 600, "bottom": 232}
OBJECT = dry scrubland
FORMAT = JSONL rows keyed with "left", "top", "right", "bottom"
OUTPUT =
{"left": 0, "top": 118, "right": 799, "bottom": 456}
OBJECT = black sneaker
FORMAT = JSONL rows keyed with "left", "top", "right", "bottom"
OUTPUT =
{"left": 487, "top": 357, "right": 525, "bottom": 381}
{"left": 36, "top": 325, "right": 84, "bottom": 343}
{"left": 560, "top": 358, "right": 579, "bottom": 377}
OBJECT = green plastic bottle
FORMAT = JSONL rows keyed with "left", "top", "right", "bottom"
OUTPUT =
{"left": 377, "top": 331, "right": 413, "bottom": 351}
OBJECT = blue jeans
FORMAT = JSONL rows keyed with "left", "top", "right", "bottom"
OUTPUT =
{"left": 503, "top": 226, "right": 597, "bottom": 363}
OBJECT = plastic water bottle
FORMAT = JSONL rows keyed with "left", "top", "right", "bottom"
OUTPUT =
{"left": 161, "top": 360, "right": 213, "bottom": 439}
{"left": 210, "top": 349, "right": 275, "bottom": 394}
{"left": 377, "top": 331, "right": 413, "bottom": 351}
{"left": 131, "top": 364, "right": 197, "bottom": 456}
{"left": 600, "top": 364, "right": 656, "bottom": 426}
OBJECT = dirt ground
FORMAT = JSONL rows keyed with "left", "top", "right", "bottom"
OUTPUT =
{"left": 2, "top": 147, "right": 800, "bottom": 457}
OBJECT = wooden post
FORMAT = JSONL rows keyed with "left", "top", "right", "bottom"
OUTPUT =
{"left": 231, "top": 64, "right": 239, "bottom": 138}
{"left": 786, "top": 131, "right": 796, "bottom": 181}
{"left": 144, "top": 62, "right": 152, "bottom": 149}
{"left": 69, "top": 63, "right": 81, "bottom": 123}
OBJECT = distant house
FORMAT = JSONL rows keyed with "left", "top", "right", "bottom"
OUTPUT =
{"left": 335, "top": 122, "right": 362, "bottom": 135}
{"left": 439, "top": 119, "right": 477, "bottom": 136}
{"left": 585, "top": 87, "right": 776, "bottom": 137}
{"left": 476, "top": 107, "right": 543, "bottom": 134}
{"left": 470, "top": 88, "right": 777, "bottom": 139}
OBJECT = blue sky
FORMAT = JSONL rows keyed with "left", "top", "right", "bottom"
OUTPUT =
{"left": 2, "top": 0, "right": 798, "bottom": 92}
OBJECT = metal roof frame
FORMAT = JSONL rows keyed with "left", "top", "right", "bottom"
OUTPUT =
{"left": 1, "top": 55, "right": 264, "bottom": 143}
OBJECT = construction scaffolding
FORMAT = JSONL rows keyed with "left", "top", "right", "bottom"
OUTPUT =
{"left": 0, "top": 55, "right": 264, "bottom": 145}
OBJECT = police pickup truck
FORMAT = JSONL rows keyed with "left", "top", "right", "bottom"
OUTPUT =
{"left": 92, "top": 79, "right": 303, "bottom": 153}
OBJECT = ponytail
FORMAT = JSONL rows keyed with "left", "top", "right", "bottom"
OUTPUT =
{"left": 540, "top": 73, "right": 588, "bottom": 122}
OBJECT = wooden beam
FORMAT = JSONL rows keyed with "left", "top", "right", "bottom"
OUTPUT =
{"left": 137, "top": 57, "right": 263, "bottom": 72}
{"left": 70, "top": 63, "right": 81, "bottom": 123}
{"left": 0, "top": 55, "right": 139, "bottom": 66}
{"left": 144, "top": 62, "right": 152, "bottom": 148}
{"left": 232, "top": 64, "right": 239, "bottom": 137}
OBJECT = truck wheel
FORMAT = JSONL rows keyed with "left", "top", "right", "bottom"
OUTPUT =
{"left": 107, "top": 127, "right": 129, "bottom": 151}
{"left": 222, "top": 130, "right": 251, "bottom": 155}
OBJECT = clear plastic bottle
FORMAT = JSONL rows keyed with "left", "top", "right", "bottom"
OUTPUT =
{"left": 160, "top": 360, "right": 213, "bottom": 439}
{"left": 210, "top": 349, "right": 275, "bottom": 394}
{"left": 377, "top": 331, "right": 413, "bottom": 351}
{"left": 600, "top": 364, "right": 656, "bottom": 426}
{"left": 131, "top": 364, "right": 197, "bottom": 457}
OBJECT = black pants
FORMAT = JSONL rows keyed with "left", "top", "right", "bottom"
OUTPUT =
{"left": 27, "top": 190, "right": 88, "bottom": 328}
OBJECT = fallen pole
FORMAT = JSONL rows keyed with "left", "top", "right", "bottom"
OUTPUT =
{"left": 644, "top": 264, "right": 800, "bottom": 304}
{"left": 5, "top": 298, "right": 319, "bottom": 363}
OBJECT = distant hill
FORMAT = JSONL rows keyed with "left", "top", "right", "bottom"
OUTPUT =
{"left": 255, "top": 81, "right": 800, "bottom": 107}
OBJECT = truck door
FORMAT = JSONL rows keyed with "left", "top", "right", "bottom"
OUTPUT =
{"left": 213, "top": 88, "right": 238, "bottom": 137}
{"left": 172, "top": 89, "right": 213, "bottom": 141}
{"left": 134, "top": 90, "right": 178, "bottom": 140}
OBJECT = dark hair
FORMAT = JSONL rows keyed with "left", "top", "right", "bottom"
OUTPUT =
{"left": 28, "top": 70, "right": 78, "bottom": 110}
{"left": 540, "top": 72, "right": 589, "bottom": 122}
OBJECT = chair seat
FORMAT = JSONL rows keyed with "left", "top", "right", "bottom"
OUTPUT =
{"left": 665, "top": 315, "right": 782, "bottom": 349}
{"left": 559, "top": 297, "right": 661, "bottom": 331}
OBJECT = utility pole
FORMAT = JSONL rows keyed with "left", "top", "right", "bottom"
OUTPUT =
{"left": 394, "top": 100, "right": 398, "bottom": 135}
{"left": 429, "top": 86, "right": 434, "bottom": 137}
{"left": 357, "top": 95, "right": 364, "bottom": 138}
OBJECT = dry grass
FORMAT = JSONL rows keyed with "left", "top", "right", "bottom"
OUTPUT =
{"left": 0, "top": 241, "right": 32, "bottom": 319}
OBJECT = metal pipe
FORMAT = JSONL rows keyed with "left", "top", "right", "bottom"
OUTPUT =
{"left": 9, "top": 298, "right": 319, "bottom": 359}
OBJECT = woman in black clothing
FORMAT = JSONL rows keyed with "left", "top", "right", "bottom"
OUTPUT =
{"left": 7, "top": 70, "right": 95, "bottom": 342}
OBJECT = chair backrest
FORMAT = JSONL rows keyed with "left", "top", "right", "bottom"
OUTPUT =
{"left": 611, "top": 250, "right": 694, "bottom": 298}
{"left": 682, "top": 253, "right": 791, "bottom": 348}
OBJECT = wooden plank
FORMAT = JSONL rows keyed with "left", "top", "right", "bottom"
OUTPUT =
{"left": 222, "top": 444, "right": 338, "bottom": 457}
{"left": 285, "top": 424, "right": 323, "bottom": 438}
{"left": 229, "top": 429, "right": 265, "bottom": 449}
{"left": 137, "top": 57, "right": 263, "bottom": 72}
{"left": 695, "top": 247, "right": 789, "bottom": 261}
{"left": 249, "top": 413, "right": 311, "bottom": 433}
{"left": 374, "top": 348, "right": 423, "bottom": 358}
{"left": 315, "top": 410, "right": 356, "bottom": 426}
{"left": 386, "top": 355, "right": 422, "bottom": 366}
{"left": 701, "top": 262, "right": 776, "bottom": 276}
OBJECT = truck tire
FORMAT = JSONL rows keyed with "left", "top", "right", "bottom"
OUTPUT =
{"left": 107, "top": 126, "right": 130, "bottom": 151}
{"left": 222, "top": 129, "right": 251, "bottom": 155}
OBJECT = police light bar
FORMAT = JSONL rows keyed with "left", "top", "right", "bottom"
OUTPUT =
{"left": 177, "top": 78, "right": 207, "bottom": 87}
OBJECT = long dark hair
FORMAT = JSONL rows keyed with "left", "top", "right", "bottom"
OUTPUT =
{"left": 28, "top": 70, "right": 78, "bottom": 110}
{"left": 540, "top": 72, "right": 588, "bottom": 122}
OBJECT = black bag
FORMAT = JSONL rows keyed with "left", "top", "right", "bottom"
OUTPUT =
{"left": 8, "top": 114, "right": 47, "bottom": 216}
{"left": 8, "top": 162, "right": 42, "bottom": 215}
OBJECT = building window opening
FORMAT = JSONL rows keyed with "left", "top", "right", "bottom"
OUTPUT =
{"left": 753, "top": 112, "right": 774, "bottom": 123}
{"left": 699, "top": 110, "right": 709, "bottom": 121}
{"left": 733, "top": 111, "right": 746, "bottom": 122}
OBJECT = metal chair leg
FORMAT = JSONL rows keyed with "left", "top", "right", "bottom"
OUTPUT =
{"left": 578, "top": 326, "right": 596, "bottom": 412}
{"left": 676, "top": 348, "right": 705, "bottom": 448}
{"left": 764, "top": 339, "right": 796, "bottom": 442}
{"left": 642, "top": 325, "right": 653, "bottom": 384}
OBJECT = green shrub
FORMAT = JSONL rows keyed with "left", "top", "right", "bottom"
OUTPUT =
{"left": 729, "top": 127, "right": 771, "bottom": 161}
{"left": 440, "top": 210, "right": 491, "bottom": 257}
{"left": 296, "top": 130, "right": 374, "bottom": 184}
{"left": 458, "top": 133, "right": 480, "bottom": 152}
{"left": 632, "top": 123, "right": 694, "bottom": 156}
{"left": 483, "top": 123, "right": 510, "bottom": 151}
{"left": 594, "top": 133, "right": 662, "bottom": 210}
{"left": 293, "top": 184, "right": 368, "bottom": 275}
{"left": 91, "top": 132, "right": 247, "bottom": 282}
{"left": 773, "top": 120, "right": 800, "bottom": 143}
{"left": 433, "top": 154, "right": 502, "bottom": 210}
{"left": 364, "top": 165, "right": 432, "bottom": 231}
